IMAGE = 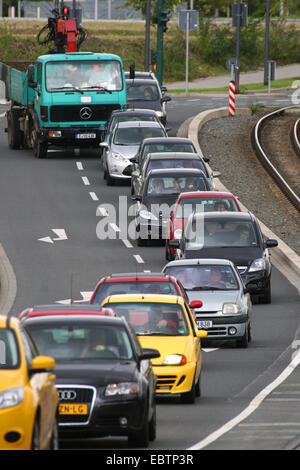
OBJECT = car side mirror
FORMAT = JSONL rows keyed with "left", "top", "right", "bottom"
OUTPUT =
{"left": 99, "top": 142, "right": 108, "bottom": 148}
{"left": 30, "top": 356, "right": 56, "bottom": 373}
{"left": 161, "top": 86, "right": 167, "bottom": 95}
{"left": 203, "top": 157, "right": 210, "bottom": 163}
{"left": 169, "top": 240, "right": 180, "bottom": 248}
{"left": 129, "top": 63, "right": 135, "bottom": 80}
{"left": 196, "top": 329, "right": 207, "bottom": 339}
{"left": 28, "top": 64, "right": 37, "bottom": 88}
{"left": 161, "top": 96, "right": 172, "bottom": 103}
{"left": 265, "top": 239, "right": 278, "bottom": 248}
{"left": 190, "top": 300, "right": 203, "bottom": 309}
{"left": 140, "top": 348, "right": 160, "bottom": 360}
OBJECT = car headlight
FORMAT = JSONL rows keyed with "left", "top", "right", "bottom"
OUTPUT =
{"left": 174, "top": 229, "right": 182, "bottom": 239}
{"left": 139, "top": 210, "right": 158, "bottom": 221}
{"left": 249, "top": 258, "right": 266, "bottom": 272}
{"left": 162, "top": 354, "right": 187, "bottom": 366}
{"left": 105, "top": 382, "right": 138, "bottom": 396}
{"left": 0, "top": 387, "right": 24, "bottom": 410}
{"left": 222, "top": 303, "right": 242, "bottom": 315}
{"left": 111, "top": 152, "right": 127, "bottom": 162}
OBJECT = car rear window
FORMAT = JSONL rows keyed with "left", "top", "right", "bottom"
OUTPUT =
{"left": 0, "top": 328, "right": 20, "bottom": 369}
{"left": 91, "top": 281, "right": 178, "bottom": 305}
{"left": 141, "top": 143, "right": 195, "bottom": 163}
{"left": 147, "top": 175, "right": 207, "bottom": 195}
{"left": 114, "top": 127, "right": 165, "bottom": 145}
{"left": 147, "top": 159, "right": 206, "bottom": 174}
{"left": 27, "top": 325, "right": 134, "bottom": 362}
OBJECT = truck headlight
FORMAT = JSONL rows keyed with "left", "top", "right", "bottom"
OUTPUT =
{"left": 105, "top": 382, "right": 138, "bottom": 396}
{"left": 249, "top": 258, "right": 265, "bottom": 272}
{"left": 222, "top": 303, "right": 242, "bottom": 315}
{"left": 0, "top": 387, "right": 24, "bottom": 410}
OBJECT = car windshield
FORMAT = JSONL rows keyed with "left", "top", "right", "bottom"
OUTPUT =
{"left": 114, "top": 127, "right": 165, "bottom": 145}
{"left": 102, "top": 302, "right": 189, "bottom": 336}
{"left": 27, "top": 325, "right": 134, "bottom": 362}
{"left": 147, "top": 175, "right": 207, "bottom": 195}
{"left": 141, "top": 143, "right": 195, "bottom": 164}
{"left": 175, "top": 197, "right": 240, "bottom": 219}
{"left": 164, "top": 265, "right": 239, "bottom": 291}
{"left": 92, "top": 281, "right": 178, "bottom": 305}
{"left": 127, "top": 84, "right": 159, "bottom": 101}
{"left": 185, "top": 219, "right": 258, "bottom": 249}
{"left": 46, "top": 60, "right": 123, "bottom": 91}
{"left": 146, "top": 159, "right": 206, "bottom": 173}
{"left": 0, "top": 328, "right": 20, "bottom": 369}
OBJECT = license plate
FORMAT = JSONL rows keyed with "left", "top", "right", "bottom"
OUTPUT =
{"left": 197, "top": 320, "right": 213, "bottom": 329}
{"left": 75, "top": 133, "right": 96, "bottom": 139}
{"left": 59, "top": 403, "right": 88, "bottom": 415}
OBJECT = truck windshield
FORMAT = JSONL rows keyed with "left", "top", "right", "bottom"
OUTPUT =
{"left": 46, "top": 60, "right": 123, "bottom": 92}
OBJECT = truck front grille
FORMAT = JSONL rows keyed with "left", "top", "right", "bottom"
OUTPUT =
{"left": 50, "top": 104, "right": 121, "bottom": 122}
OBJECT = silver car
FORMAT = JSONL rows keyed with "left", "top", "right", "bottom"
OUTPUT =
{"left": 100, "top": 121, "right": 167, "bottom": 185}
{"left": 162, "top": 258, "right": 252, "bottom": 348}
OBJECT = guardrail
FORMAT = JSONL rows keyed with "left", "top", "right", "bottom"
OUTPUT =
{"left": 252, "top": 106, "right": 300, "bottom": 212}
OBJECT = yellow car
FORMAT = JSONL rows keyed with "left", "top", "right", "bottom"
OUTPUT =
{"left": 0, "top": 315, "right": 58, "bottom": 450}
{"left": 101, "top": 294, "right": 207, "bottom": 404}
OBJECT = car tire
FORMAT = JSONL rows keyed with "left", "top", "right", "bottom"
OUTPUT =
{"left": 195, "top": 372, "right": 201, "bottom": 398}
{"left": 106, "top": 171, "right": 115, "bottom": 186}
{"left": 236, "top": 327, "right": 249, "bottom": 348}
{"left": 148, "top": 404, "right": 156, "bottom": 442}
{"left": 180, "top": 379, "right": 196, "bottom": 404}
{"left": 31, "top": 418, "right": 40, "bottom": 450}
{"left": 128, "top": 414, "right": 149, "bottom": 448}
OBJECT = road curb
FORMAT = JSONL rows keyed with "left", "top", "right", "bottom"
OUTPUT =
{"left": 188, "top": 106, "right": 300, "bottom": 295}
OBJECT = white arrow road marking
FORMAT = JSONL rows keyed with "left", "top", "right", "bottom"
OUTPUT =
{"left": 56, "top": 291, "right": 93, "bottom": 304}
{"left": 38, "top": 229, "right": 68, "bottom": 243}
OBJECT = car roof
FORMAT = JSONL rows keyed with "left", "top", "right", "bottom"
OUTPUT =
{"left": 176, "top": 190, "right": 237, "bottom": 200}
{"left": 111, "top": 108, "right": 158, "bottom": 117}
{"left": 102, "top": 272, "right": 175, "bottom": 281}
{"left": 116, "top": 121, "right": 164, "bottom": 129}
{"left": 146, "top": 152, "right": 201, "bottom": 160}
{"left": 141, "top": 137, "right": 194, "bottom": 145}
{"left": 125, "top": 71, "right": 156, "bottom": 79}
{"left": 163, "top": 259, "right": 235, "bottom": 268}
{"left": 147, "top": 168, "right": 206, "bottom": 177}
{"left": 19, "top": 304, "right": 116, "bottom": 320}
{"left": 126, "top": 78, "right": 159, "bottom": 86}
{"left": 22, "top": 315, "right": 125, "bottom": 327}
{"left": 102, "top": 293, "right": 183, "bottom": 304}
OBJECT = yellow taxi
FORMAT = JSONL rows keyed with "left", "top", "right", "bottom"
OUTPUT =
{"left": 101, "top": 294, "right": 207, "bottom": 403}
{"left": 0, "top": 315, "right": 58, "bottom": 450}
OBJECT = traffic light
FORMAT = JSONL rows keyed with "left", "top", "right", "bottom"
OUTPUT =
{"left": 159, "top": 9, "right": 171, "bottom": 32}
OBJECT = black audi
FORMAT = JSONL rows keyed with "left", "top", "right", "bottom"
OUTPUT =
{"left": 21, "top": 313, "right": 159, "bottom": 447}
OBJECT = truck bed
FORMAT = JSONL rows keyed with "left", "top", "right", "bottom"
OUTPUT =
{"left": 0, "top": 62, "right": 31, "bottom": 106}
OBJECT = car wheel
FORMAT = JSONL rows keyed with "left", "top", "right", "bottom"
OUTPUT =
{"left": 259, "top": 282, "right": 271, "bottom": 304}
{"left": 236, "top": 327, "right": 249, "bottom": 348}
{"left": 195, "top": 372, "right": 201, "bottom": 398}
{"left": 106, "top": 171, "right": 115, "bottom": 186}
{"left": 180, "top": 380, "right": 196, "bottom": 404}
{"left": 31, "top": 418, "right": 40, "bottom": 450}
{"left": 49, "top": 417, "right": 59, "bottom": 450}
{"left": 148, "top": 404, "right": 156, "bottom": 442}
{"left": 128, "top": 414, "right": 149, "bottom": 448}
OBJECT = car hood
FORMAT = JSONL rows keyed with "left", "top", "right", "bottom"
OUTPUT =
{"left": 186, "top": 290, "right": 239, "bottom": 312}
{"left": 137, "top": 335, "right": 191, "bottom": 365}
{"left": 111, "top": 145, "right": 139, "bottom": 160}
{"left": 144, "top": 194, "right": 179, "bottom": 218}
{"left": 53, "top": 360, "right": 137, "bottom": 386}
{"left": 184, "top": 246, "right": 262, "bottom": 266}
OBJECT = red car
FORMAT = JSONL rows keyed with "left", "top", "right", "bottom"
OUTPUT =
{"left": 165, "top": 191, "right": 242, "bottom": 261}
{"left": 89, "top": 272, "right": 189, "bottom": 306}
{"left": 19, "top": 304, "right": 116, "bottom": 320}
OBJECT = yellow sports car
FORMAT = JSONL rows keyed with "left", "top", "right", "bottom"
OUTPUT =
{"left": 101, "top": 294, "right": 207, "bottom": 403}
{"left": 0, "top": 315, "right": 58, "bottom": 450}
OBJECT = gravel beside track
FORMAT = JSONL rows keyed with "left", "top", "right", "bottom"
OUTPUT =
{"left": 198, "top": 110, "right": 300, "bottom": 256}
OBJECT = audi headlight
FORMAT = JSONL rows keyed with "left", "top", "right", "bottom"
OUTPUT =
{"left": 105, "top": 382, "right": 138, "bottom": 396}
{"left": 162, "top": 354, "right": 187, "bottom": 366}
{"left": 249, "top": 258, "right": 265, "bottom": 272}
{"left": 174, "top": 229, "right": 182, "bottom": 239}
{"left": 222, "top": 303, "right": 242, "bottom": 315}
{"left": 0, "top": 387, "right": 24, "bottom": 410}
{"left": 111, "top": 152, "right": 127, "bottom": 162}
{"left": 139, "top": 210, "right": 158, "bottom": 221}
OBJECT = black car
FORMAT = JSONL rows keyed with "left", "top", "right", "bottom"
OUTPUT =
{"left": 126, "top": 78, "right": 171, "bottom": 125}
{"left": 131, "top": 152, "right": 219, "bottom": 196}
{"left": 132, "top": 168, "right": 211, "bottom": 246}
{"left": 169, "top": 211, "right": 278, "bottom": 303}
{"left": 21, "top": 313, "right": 160, "bottom": 447}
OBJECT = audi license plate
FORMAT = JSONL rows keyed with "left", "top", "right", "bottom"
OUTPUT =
{"left": 59, "top": 403, "right": 88, "bottom": 415}
{"left": 75, "top": 133, "right": 96, "bottom": 139}
{"left": 197, "top": 320, "right": 212, "bottom": 329}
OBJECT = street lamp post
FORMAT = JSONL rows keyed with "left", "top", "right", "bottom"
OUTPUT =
{"left": 264, "top": 0, "right": 270, "bottom": 86}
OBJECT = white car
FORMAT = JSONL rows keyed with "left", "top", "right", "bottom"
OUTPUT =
{"left": 100, "top": 121, "right": 167, "bottom": 185}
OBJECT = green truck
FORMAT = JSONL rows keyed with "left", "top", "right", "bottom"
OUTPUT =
{"left": 0, "top": 52, "right": 127, "bottom": 158}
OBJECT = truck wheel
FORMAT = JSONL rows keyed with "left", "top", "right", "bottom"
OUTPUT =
{"left": 7, "top": 109, "right": 22, "bottom": 150}
{"left": 34, "top": 141, "right": 48, "bottom": 159}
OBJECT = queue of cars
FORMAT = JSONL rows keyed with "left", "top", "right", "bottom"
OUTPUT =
{"left": 2, "top": 73, "right": 279, "bottom": 449}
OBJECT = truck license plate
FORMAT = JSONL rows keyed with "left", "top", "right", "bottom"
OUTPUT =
{"left": 197, "top": 320, "right": 212, "bottom": 329}
{"left": 75, "top": 133, "right": 96, "bottom": 139}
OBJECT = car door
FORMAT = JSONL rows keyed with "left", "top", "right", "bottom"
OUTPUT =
{"left": 183, "top": 302, "right": 201, "bottom": 381}
{"left": 20, "top": 328, "right": 56, "bottom": 448}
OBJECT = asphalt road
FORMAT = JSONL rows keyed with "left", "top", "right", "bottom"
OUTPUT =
{"left": 0, "top": 93, "right": 299, "bottom": 450}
